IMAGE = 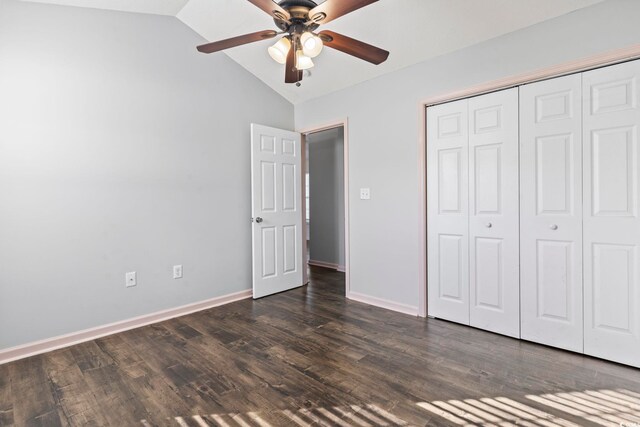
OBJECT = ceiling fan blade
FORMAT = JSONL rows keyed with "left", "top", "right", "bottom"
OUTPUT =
{"left": 308, "top": 0, "right": 378, "bottom": 25}
{"left": 285, "top": 42, "right": 299, "bottom": 84}
{"left": 197, "top": 30, "right": 277, "bottom": 54}
{"left": 319, "top": 30, "right": 389, "bottom": 65}
{"left": 247, "top": 0, "right": 291, "bottom": 21}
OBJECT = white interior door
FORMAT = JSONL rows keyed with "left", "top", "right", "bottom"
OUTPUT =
{"left": 583, "top": 59, "right": 640, "bottom": 367}
{"left": 468, "top": 88, "right": 520, "bottom": 338}
{"left": 519, "top": 74, "right": 584, "bottom": 352}
{"left": 427, "top": 99, "right": 470, "bottom": 324}
{"left": 251, "top": 124, "right": 303, "bottom": 299}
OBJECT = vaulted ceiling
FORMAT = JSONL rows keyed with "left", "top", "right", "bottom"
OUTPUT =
{"left": 22, "top": 0, "right": 604, "bottom": 103}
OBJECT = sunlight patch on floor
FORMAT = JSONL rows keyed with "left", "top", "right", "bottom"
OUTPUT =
{"left": 140, "top": 389, "right": 640, "bottom": 426}
{"left": 141, "top": 403, "right": 409, "bottom": 426}
{"left": 416, "top": 388, "right": 640, "bottom": 427}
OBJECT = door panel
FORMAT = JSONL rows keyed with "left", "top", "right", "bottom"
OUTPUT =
{"left": 592, "top": 243, "right": 636, "bottom": 333}
{"left": 438, "top": 234, "right": 465, "bottom": 301}
{"left": 438, "top": 148, "right": 464, "bottom": 213}
{"left": 520, "top": 74, "right": 583, "bottom": 352}
{"left": 261, "top": 161, "right": 276, "bottom": 211}
{"left": 282, "top": 163, "right": 297, "bottom": 211}
{"left": 474, "top": 144, "right": 502, "bottom": 214}
{"left": 583, "top": 60, "right": 640, "bottom": 367}
{"left": 591, "top": 126, "right": 636, "bottom": 216}
{"left": 427, "top": 99, "right": 470, "bottom": 324}
{"left": 474, "top": 237, "right": 504, "bottom": 310}
{"left": 261, "top": 227, "right": 277, "bottom": 278}
{"left": 536, "top": 134, "right": 574, "bottom": 214}
{"left": 468, "top": 88, "right": 520, "bottom": 338}
{"left": 251, "top": 124, "right": 303, "bottom": 299}
{"left": 536, "top": 240, "right": 574, "bottom": 321}
{"left": 283, "top": 225, "right": 297, "bottom": 274}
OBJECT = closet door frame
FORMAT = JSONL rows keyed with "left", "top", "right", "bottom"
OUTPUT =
{"left": 420, "top": 44, "right": 640, "bottom": 319}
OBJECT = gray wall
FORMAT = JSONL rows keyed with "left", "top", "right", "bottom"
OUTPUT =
{"left": 294, "top": 0, "right": 640, "bottom": 311}
{"left": 308, "top": 128, "right": 345, "bottom": 268}
{"left": 0, "top": 0, "right": 293, "bottom": 350}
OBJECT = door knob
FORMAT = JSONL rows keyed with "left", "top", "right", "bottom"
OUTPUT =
{"left": 486, "top": 222, "right": 492, "bottom": 228}
{"left": 255, "top": 217, "right": 263, "bottom": 224}
{"left": 550, "top": 224, "right": 558, "bottom": 230}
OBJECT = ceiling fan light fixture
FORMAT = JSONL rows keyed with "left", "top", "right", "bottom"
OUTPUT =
{"left": 268, "top": 37, "right": 291, "bottom": 64}
{"left": 301, "top": 32, "right": 323, "bottom": 58}
{"left": 296, "top": 50, "right": 314, "bottom": 70}
{"left": 197, "top": 0, "right": 390, "bottom": 85}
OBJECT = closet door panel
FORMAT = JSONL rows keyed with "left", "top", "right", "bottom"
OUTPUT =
{"left": 468, "top": 88, "right": 520, "bottom": 338}
{"left": 519, "top": 74, "right": 583, "bottom": 352}
{"left": 427, "top": 99, "right": 470, "bottom": 324}
{"left": 583, "top": 59, "right": 640, "bottom": 368}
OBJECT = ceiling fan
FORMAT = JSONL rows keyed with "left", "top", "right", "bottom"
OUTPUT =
{"left": 196, "top": 0, "right": 390, "bottom": 86}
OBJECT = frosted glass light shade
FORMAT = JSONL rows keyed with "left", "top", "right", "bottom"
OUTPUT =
{"left": 301, "top": 32, "right": 323, "bottom": 58}
{"left": 268, "top": 37, "right": 291, "bottom": 64}
{"left": 296, "top": 51, "right": 314, "bottom": 70}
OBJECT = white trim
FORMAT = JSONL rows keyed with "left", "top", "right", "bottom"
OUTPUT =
{"left": 299, "top": 118, "right": 350, "bottom": 296}
{"left": 418, "top": 97, "right": 428, "bottom": 318}
{"left": 422, "top": 43, "right": 640, "bottom": 107}
{"left": 0, "top": 289, "right": 252, "bottom": 365}
{"left": 343, "top": 119, "right": 351, "bottom": 293}
{"left": 418, "top": 44, "right": 640, "bottom": 319}
{"left": 347, "top": 291, "right": 419, "bottom": 317}
{"left": 301, "top": 136, "right": 309, "bottom": 286}
{"left": 308, "top": 260, "right": 346, "bottom": 272}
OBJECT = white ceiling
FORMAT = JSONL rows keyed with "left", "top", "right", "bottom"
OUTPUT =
{"left": 22, "top": 0, "right": 190, "bottom": 15}
{"left": 22, "top": 0, "right": 604, "bottom": 104}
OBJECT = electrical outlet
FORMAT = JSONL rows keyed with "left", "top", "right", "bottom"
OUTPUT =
{"left": 360, "top": 188, "right": 371, "bottom": 200}
{"left": 173, "top": 265, "right": 183, "bottom": 279}
{"left": 125, "top": 271, "right": 137, "bottom": 288}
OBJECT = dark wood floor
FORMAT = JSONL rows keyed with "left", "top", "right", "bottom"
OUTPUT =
{"left": 2, "top": 267, "right": 640, "bottom": 427}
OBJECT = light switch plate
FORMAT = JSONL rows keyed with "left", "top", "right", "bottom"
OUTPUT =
{"left": 173, "top": 265, "right": 183, "bottom": 279}
{"left": 125, "top": 271, "right": 137, "bottom": 288}
{"left": 360, "top": 188, "right": 371, "bottom": 200}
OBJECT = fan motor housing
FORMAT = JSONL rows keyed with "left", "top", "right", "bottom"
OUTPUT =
{"left": 274, "top": 0, "right": 319, "bottom": 31}
{"left": 279, "top": 0, "right": 318, "bottom": 12}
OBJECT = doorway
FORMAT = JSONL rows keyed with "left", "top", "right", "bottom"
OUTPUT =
{"left": 301, "top": 122, "right": 349, "bottom": 295}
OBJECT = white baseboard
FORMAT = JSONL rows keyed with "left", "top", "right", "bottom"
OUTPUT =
{"left": 347, "top": 291, "right": 418, "bottom": 316}
{"left": 0, "top": 289, "right": 252, "bottom": 365}
{"left": 308, "top": 259, "right": 346, "bottom": 272}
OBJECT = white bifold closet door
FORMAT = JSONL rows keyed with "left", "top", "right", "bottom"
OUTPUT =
{"left": 427, "top": 89, "right": 519, "bottom": 335}
{"left": 519, "top": 74, "right": 584, "bottom": 352}
{"left": 583, "top": 59, "right": 640, "bottom": 367}
{"left": 427, "top": 98, "right": 470, "bottom": 325}
{"left": 468, "top": 89, "right": 520, "bottom": 338}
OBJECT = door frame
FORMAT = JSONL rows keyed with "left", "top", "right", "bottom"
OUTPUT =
{"left": 298, "top": 118, "right": 350, "bottom": 296}
{"left": 419, "top": 43, "right": 640, "bottom": 318}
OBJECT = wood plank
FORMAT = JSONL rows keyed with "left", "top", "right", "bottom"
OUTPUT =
{"left": 9, "top": 357, "right": 63, "bottom": 426}
{"left": 43, "top": 348, "right": 110, "bottom": 426}
{"left": 0, "top": 363, "right": 14, "bottom": 426}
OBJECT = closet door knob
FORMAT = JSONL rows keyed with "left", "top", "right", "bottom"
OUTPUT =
{"left": 550, "top": 224, "right": 558, "bottom": 230}
{"left": 486, "top": 222, "right": 493, "bottom": 228}
{"left": 255, "top": 217, "right": 263, "bottom": 224}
